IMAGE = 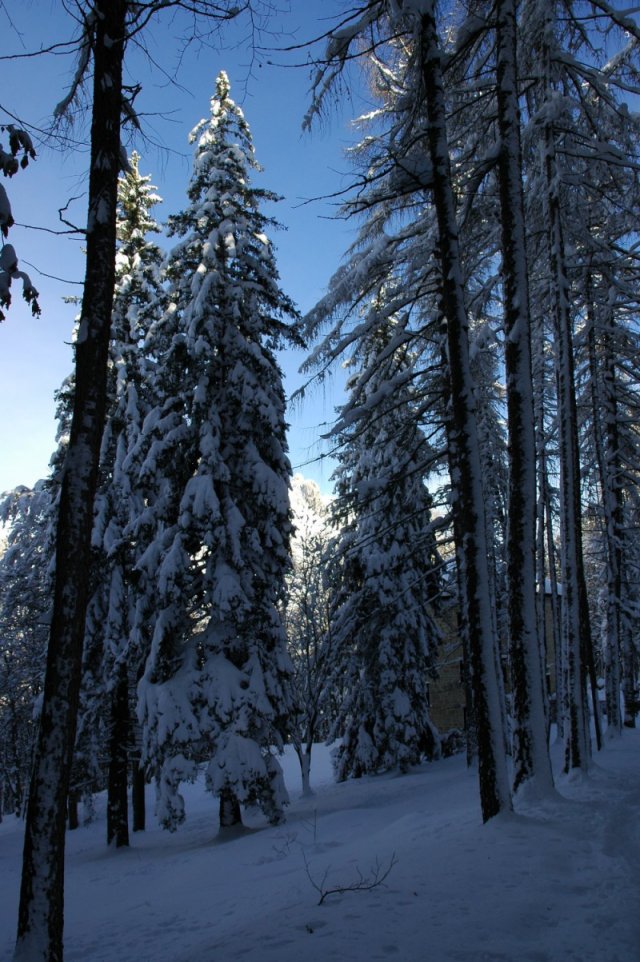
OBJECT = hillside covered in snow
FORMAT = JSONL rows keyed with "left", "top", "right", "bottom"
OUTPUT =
{"left": 2, "top": 733, "right": 639, "bottom": 962}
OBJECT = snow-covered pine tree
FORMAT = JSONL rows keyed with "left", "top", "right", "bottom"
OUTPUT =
{"left": 136, "top": 72, "right": 299, "bottom": 830}
{"left": 23, "top": 154, "right": 166, "bottom": 842}
{"left": 81, "top": 151, "right": 166, "bottom": 846}
{"left": 326, "top": 311, "right": 442, "bottom": 779}
{"left": 0, "top": 368, "right": 77, "bottom": 824}
{"left": 0, "top": 482, "right": 53, "bottom": 819}
{"left": 15, "top": 8, "right": 285, "bottom": 959}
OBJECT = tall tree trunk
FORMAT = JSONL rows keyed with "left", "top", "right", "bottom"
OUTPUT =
{"left": 132, "top": 663, "right": 146, "bottom": 831}
{"left": 131, "top": 759, "right": 146, "bottom": 832}
{"left": 440, "top": 327, "right": 478, "bottom": 767}
{"left": 66, "top": 792, "right": 79, "bottom": 832}
{"left": 533, "top": 331, "right": 556, "bottom": 735}
{"left": 586, "top": 278, "right": 624, "bottom": 736}
{"left": 534, "top": 434, "right": 547, "bottom": 721}
{"left": 15, "top": 4, "right": 126, "bottom": 959}
{"left": 543, "top": 467, "right": 564, "bottom": 739}
{"left": 418, "top": 2, "right": 511, "bottom": 822}
{"left": 543, "top": 125, "right": 593, "bottom": 772}
{"left": 622, "top": 624, "right": 638, "bottom": 728}
{"left": 295, "top": 745, "right": 313, "bottom": 798}
{"left": 531, "top": 278, "right": 563, "bottom": 737}
{"left": 495, "top": 0, "right": 553, "bottom": 796}
{"left": 107, "top": 661, "right": 130, "bottom": 847}
{"left": 219, "top": 788, "right": 242, "bottom": 829}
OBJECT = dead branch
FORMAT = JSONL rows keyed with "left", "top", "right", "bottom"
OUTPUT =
{"left": 302, "top": 849, "right": 397, "bottom": 906}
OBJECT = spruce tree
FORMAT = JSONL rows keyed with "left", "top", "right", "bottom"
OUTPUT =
{"left": 136, "top": 72, "right": 299, "bottom": 830}
{"left": 327, "top": 314, "right": 442, "bottom": 779}
{"left": 82, "top": 152, "right": 166, "bottom": 846}
{"left": 0, "top": 483, "right": 53, "bottom": 819}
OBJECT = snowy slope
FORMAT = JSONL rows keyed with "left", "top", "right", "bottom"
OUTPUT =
{"left": 1, "top": 734, "right": 639, "bottom": 962}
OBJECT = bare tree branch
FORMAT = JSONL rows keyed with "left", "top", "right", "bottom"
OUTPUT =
{"left": 302, "top": 849, "right": 398, "bottom": 906}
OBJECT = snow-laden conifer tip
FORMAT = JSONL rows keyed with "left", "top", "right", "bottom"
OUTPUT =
{"left": 215, "top": 70, "right": 231, "bottom": 103}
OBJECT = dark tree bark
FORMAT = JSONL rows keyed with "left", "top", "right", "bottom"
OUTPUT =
{"left": 132, "top": 761, "right": 146, "bottom": 832}
{"left": 532, "top": 4, "right": 600, "bottom": 772}
{"left": 107, "top": 661, "right": 130, "bottom": 847}
{"left": 622, "top": 638, "right": 638, "bottom": 728}
{"left": 543, "top": 463, "right": 564, "bottom": 736}
{"left": 495, "top": 0, "right": 553, "bottom": 795}
{"left": 15, "top": 3, "right": 127, "bottom": 959}
{"left": 418, "top": 2, "right": 511, "bottom": 822}
{"left": 448, "top": 425, "right": 478, "bottom": 767}
{"left": 586, "top": 276, "right": 624, "bottom": 736}
{"left": 66, "top": 793, "right": 79, "bottom": 832}
{"left": 219, "top": 788, "right": 242, "bottom": 829}
{"left": 543, "top": 126, "right": 593, "bottom": 772}
{"left": 132, "top": 664, "right": 146, "bottom": 831}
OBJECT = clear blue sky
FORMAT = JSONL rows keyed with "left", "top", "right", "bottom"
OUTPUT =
{"left": 0, "top": 0, "right": 364, "bottom": 494}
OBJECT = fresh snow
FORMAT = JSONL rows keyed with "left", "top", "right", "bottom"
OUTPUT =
{"left": 2, "top": 734, "right": 639, "bottom": 961}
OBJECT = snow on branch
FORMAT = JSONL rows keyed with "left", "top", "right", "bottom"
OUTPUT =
{"left": 0, "top": 121, "right": 40, "bottom": 319}
{"left": 53, "top": 9, "right": 97, "bottom": 121}
{"left": 0, "top": 244, "right": 41, "bottom": 321}
{"left": 0, "top": 183, "right": 13, "bottom": 236}
{"left": 303, "top": 2, "right": 384, "bottom": 132}
{"left": 0, "top": 124, "right": 36, "bottom": 176}
{"left": 586, "top": 0, "right": 640, "bottom": 44}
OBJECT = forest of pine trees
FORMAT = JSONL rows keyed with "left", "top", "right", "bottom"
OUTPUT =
{"left": 1, "top": 2, "right": 639, "bottom": 960}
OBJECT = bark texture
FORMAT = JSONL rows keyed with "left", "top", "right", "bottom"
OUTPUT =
{"left": 495, "top": 0, "right": 553, "bottom": 795}
{"left": 132, "top": 762, "right": 146, "bottom": 832}
{"left": 219, "top": 789, "right": 242, "bottom": 829}
{"left": 107, "top": 662, "right": 130, "bottom": 847}
{"left": 586, "top": 286, "right": 624, "bottom": 736}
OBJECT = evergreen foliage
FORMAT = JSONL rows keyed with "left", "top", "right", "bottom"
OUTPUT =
{"left": 327, "top": 316, "right": 442, "bottom": 779}
{"left": 82, "top": 152, "right": 166, "bottom": 845}
{"left": 135, "top": 73, "right": 300, "bottom": 829}
{"left": 0, "top": 483, "right": 53, "bottom": 818}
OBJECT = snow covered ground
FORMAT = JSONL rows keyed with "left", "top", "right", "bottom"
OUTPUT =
{"left": 2, "top": 733, "right": 639, "bottom": 962}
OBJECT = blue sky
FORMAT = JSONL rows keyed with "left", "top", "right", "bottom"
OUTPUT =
{"left": 0, "top": 1, "right": 364, "bottom": 494}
